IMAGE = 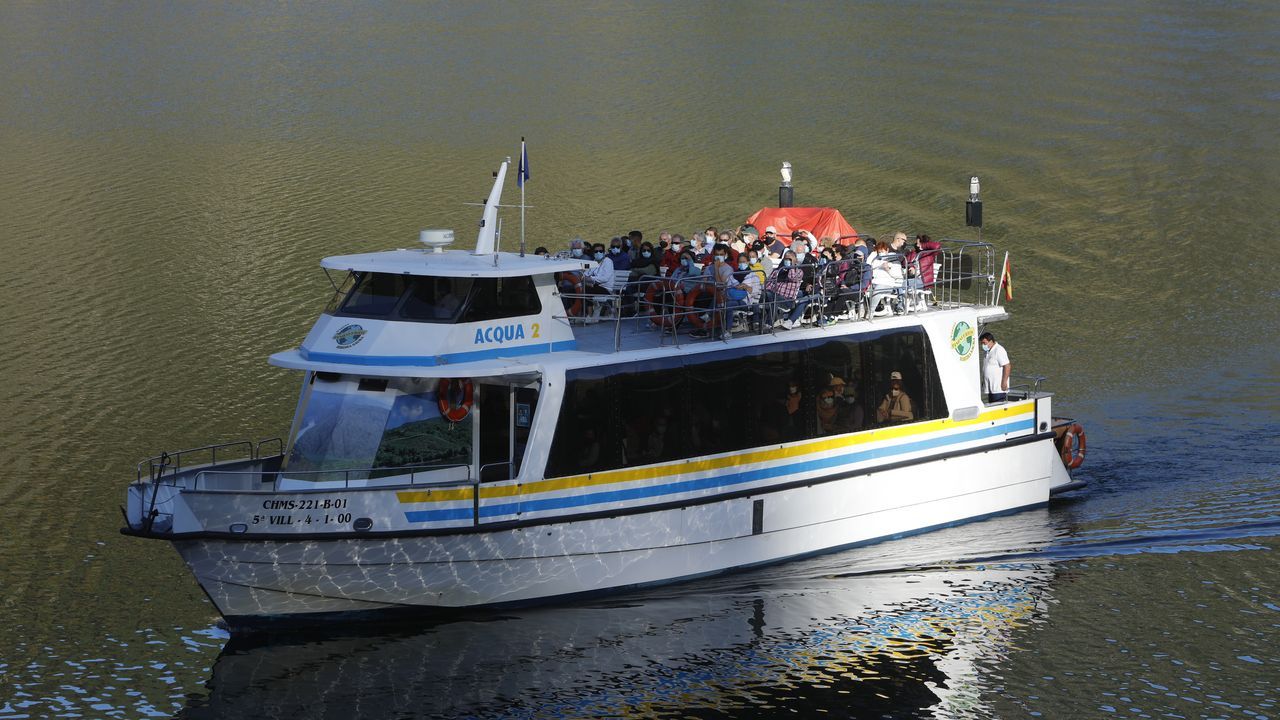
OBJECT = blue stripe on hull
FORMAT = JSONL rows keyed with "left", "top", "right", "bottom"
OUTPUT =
{"left": 302, "top": 339, "right": 577, "bottom": 367}
{"left": 404, "top": 419, "right": 1036, "bottom": 523}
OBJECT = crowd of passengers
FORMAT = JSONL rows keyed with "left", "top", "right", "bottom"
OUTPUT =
{"left": 534, "top": 225, "right": 943, "bottom": 339}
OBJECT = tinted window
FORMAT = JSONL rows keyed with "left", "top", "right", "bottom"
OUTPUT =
{"left": 545, "top": 328, "right": 949, "bottom": 478}
{"left": 460, "top": 276, "right": 541, "bottom": 322}
{"left": 333, "top": 273, "right": 542, "bottom": 323}
{"left": 340, "top": 273, "right": 409, "bottom": 317}
{"left": 400, "top": 277, "right": 474, "bottom": 322}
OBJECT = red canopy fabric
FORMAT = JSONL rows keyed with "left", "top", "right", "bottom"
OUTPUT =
{"left": 745, "top": 207, "right": 858, "bottom": 246}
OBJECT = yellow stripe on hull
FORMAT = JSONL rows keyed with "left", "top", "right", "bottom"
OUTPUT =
{"left": 396, "top": 401, "right": 1035, "bottom": 505}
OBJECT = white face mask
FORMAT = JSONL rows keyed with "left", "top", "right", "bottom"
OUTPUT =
{"left": 821, "top": 397, "right": 835, "bottom": 407}
{"left": 594, "top": 251, "right": 604, "bottom": 261}
{"left": 571, "top": 248, "right": 583, "bottom": 257}
{"left": 738, "top": 262, "right": 749, "bottom": 270}
{"left": 610, "top": 247, "right": 620, "bottom": 254}
{"left": 642, "top": 251, "right": 652, "bottom": 258}
{"left": 891, "top": 388, "right": 901, "bottom": 397}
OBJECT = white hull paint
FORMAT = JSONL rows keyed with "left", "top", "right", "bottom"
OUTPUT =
{"left": 178, "top": 437, "right": 1065, "bottom": 623}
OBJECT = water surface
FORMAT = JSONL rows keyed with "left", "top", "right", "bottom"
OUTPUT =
{"left": 1, "top": 2, "right": 1278, "bottom": 718}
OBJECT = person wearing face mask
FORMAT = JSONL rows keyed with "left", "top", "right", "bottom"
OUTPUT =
{"left": 690, "top": 244, "right": 736, "bottom": 339}
{"left": 605, "top": 237, "right": 630, "bottom": 272}
{"left": 763, "top": 227, "right": 787, "bottom": 259}
{"left": 669, "top": 248, "right": 702, "bottom": 290}
{"left": 979, "top": 331, "right": 1011, "bottom": 403}
{"left": 629, "top": 241, "right": 659, "bottom": 282}
{"left": 762, "top": 250, "right": 804, "bottom": 328}
{"left": 660, "top": 234, "right": 685, "bottom": 276}
{"left": 581, "top": 243, "right": 616, "bottom": 299}
{"left": 876, "top": 371, "right": 915, "bottom": 424}
{"left": 751, "top": 241, "right": 775, "bottom": 275}
{"left": 817, "top": 376, "right": 846, "bottom": 435}
{"left": 628, "top": 241, "right": 661, "bottom": 315}
{"left": 745, "top": 251, "right": 767, "bottom": 286}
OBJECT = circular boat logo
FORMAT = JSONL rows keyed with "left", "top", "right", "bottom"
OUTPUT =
{"left": 333, "top": 323, "right": 367, "bottom": 349}
{"left": 951, "top": 321, "right": 975, "bottom": 360}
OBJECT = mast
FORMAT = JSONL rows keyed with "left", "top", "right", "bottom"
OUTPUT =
{"left": 473, "top": 158, "right": 510, "bottom": 255}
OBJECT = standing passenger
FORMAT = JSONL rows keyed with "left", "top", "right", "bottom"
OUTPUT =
{"left": 980, "top": 332, "right": 1011, "bottom": 403}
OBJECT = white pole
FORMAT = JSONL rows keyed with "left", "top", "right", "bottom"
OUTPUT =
{"left": 520, "top": 138, "right": 527, "bottom": 257}
{"left": 995, "top": 250, "right": 1009, "bottom": 306}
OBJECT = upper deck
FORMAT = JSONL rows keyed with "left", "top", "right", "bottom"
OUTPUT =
{"left": 270, "top": 237, "right": 1010, "bottom": 377}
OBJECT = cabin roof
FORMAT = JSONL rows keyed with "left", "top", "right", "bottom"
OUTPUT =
{"left": 321, "top": 249, "right": 592, "bottom": 278}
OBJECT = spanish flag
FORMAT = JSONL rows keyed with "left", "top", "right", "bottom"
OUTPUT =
{"left": 999, "top": 252, "right": 1013, "bottom": 301}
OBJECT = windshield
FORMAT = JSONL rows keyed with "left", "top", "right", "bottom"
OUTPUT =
{"left": 331, "top": 272, "right": 540, "bottom": 323}
{"left": 286, "top": 375, "right": 472, "bottom": 482}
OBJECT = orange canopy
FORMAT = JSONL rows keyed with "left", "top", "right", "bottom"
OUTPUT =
{"left": 745, "top": 207, "right": 858, "bottom": 246}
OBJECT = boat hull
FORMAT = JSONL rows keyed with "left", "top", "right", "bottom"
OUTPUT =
{"left": 174, "top": 435, "right": 1066, "bottom": 628}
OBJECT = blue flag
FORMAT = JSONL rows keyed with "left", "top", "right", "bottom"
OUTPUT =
{"left": 517, "top": 137, "right": 529, "bottom": 187}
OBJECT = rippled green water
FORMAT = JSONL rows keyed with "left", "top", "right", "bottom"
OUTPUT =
{"left": 2, "top": 2, "right": 1278, "bottom": 718}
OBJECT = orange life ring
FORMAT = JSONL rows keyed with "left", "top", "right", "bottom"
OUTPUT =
{"left": 644, "top": 280, "right": 683, "bottom": 328}
{"left": 1060, "top": 422, "right": 1086, "bottom": 469}
{"left": 683, "top": 285, "right": 722, "bottom": 329}
{"left": 437, "top": 378, "right": 474, "bottom": 423}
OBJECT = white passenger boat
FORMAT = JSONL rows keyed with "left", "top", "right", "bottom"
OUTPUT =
{"left": 121, "top": 158, "right": 1087, "bottom": 631}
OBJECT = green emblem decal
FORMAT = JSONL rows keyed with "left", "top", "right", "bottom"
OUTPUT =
{"left": 951, "top": 321, "right": 975, "bottom": 360}
{"left": 333, "top": 323, "right": 367, "bottom": 349}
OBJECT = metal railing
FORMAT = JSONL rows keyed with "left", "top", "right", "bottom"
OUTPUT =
{"left": 137, "top": 438, "right": 283, "bottom": 483}
{"left": 191, "top": 461, "right": 473, "bottom": 492}
{"left": 552, "top": 240, "right": 999, "bottom": 352}
{"left": 1008, "top": 373, "right": 1047, "bottom": 399}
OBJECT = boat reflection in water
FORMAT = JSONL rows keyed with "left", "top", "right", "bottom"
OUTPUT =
{"left": 180, "top": 510, "right": 1062, "bottom": 719}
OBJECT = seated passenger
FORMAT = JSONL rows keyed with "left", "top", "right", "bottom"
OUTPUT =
{"left": 868, "top": 241, "right": 905, "bottom": 314}
{"left": 906, "top": 233, "right": 943, "bottom": 292}
{"left": 659, "top": 234, "right": 685, "bottom": 276}
{"left": 745, "top": 250, "right": 768, "bottom": 286}
{"left": 581, "top": 243, "right": 615, "bottom": 296}
{"left": 608, "top": 237, "right": 631, "bottom": 271}
{"left": 876, "top": 370, "right": 915, "bottom": 424}
{"left": 731, "top": 253, "right": 763, "bottom": 308}
{"left": 761, "top": 250, "right": 804, "bottom": 328}
{"left": 817, "top": 380, "right": 841, "bottom": 434}
{"left": 629, "top": 241, "right": 659, "bottom": 281}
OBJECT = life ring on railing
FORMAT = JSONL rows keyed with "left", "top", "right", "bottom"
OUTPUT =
{"left": 437, "top": 378, "right": 474, "bottom": 423}
{"left": 1060, "top": 422, "right": 1086, "bottom": 469}
{"left": 644, "top": 280, "right": 682, "bottom": 328}
{"left": 683, "top": 285, "right": 722, "bottom": 329}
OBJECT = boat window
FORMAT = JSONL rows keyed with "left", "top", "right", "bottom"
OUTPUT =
{"left": 339, "top": 273, "right": 410, "bottom": 317}
{"left": 400, "top": 277, "right": 474, "bottom": 322}
{"left": 285, "top": 376, "right": 472, "bottom": 482}
{"left": 331, "top": 273, "right": 542, "bottom": 323}
{"left": 546, "top": 328, "right": 949, "bottom": 478}
{"left": 459, "top": 275, "right": 541, "bottom": 322}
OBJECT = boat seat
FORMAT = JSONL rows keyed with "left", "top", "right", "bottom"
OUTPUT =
{"left": 586, "top": 270, "right": 633, "bottom": 323}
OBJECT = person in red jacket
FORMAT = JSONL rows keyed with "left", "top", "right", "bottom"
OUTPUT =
{"left": 659, "top": 234, "right": 685, "bottom": 276}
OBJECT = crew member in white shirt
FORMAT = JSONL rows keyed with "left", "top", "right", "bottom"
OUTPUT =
{"left": 980, "top": 331, "right": 1011, "bottom": 403}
